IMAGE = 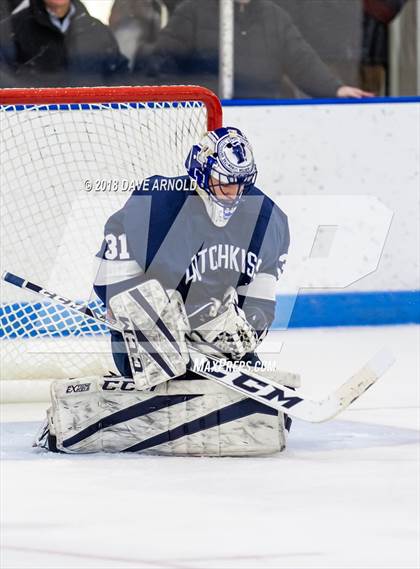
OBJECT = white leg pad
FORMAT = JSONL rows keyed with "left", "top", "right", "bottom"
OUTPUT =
{"left": 39, "top": 375, "right": 287, "bottom": 456}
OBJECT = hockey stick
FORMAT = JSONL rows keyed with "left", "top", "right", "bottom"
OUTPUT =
{"left": 2, "top": 271, "right": 395, "bottom": 422}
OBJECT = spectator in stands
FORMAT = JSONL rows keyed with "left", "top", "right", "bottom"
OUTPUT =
{"left": 162, "top": 0, "right": 184, "bottom": 16}
{"left": 0, "top": 0, "right": 27, "bottom": 21}
{"left": 109, "top": 0, "right": 163, "bottom": 69}
{"left": 0, "top": 0, "right": 27, "bottom": 86}
{"left": 134, "top": 0, "right": 373, "bottom": 99}
{"left": 108, "top": 0, "right": 184, "bottom": 70}
{"left": 275, "top": 0, "right": 363, "bottom": 89}
{"left": 361, "top": 0, "right": 407, "bottom": 95}
{"left": 0, "top": 0, "right": 128, "bottom": 88}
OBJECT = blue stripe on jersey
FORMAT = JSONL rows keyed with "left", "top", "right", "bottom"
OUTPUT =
{"left": 237, "top": 195, "right": 276, "bottom": 290}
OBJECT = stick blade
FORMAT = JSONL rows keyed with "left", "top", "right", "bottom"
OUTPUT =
{"left": 367, "top": 347, "right": 396, "bottom": 378}
{"left": 333, "top": 347, "right": 395, "bottom": 414}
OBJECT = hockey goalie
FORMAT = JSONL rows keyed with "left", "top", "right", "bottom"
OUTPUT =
{"left": 35, "top": 126, "right": 297, "bottom": 456}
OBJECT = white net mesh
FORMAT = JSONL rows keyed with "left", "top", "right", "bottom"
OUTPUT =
{"left": 0, "top": 88, "right": 221, "bottom": 383}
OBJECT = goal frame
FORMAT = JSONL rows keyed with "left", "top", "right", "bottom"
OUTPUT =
{"left": 0, "top": 85, "right": 223, "bottom": 130}
{"left": 0, "top": 85, "right": 223, "bottom": 401}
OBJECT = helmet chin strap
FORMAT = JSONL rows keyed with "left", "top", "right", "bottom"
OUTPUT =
{"left": 196, "top": 185, "right": 237, "bottom": 227}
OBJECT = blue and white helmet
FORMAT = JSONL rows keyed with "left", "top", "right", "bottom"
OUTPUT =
{"left": 185, "top": 127, "right": 257, "bottom": 227}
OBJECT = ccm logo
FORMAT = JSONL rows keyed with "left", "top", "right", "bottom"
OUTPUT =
{"left": 66, "top": 383, "right": 91, "bottom": 393}
{"left": 102, "top": 380, "right": 135, "bottom": 391}
{"left": 205, "top": 370, "right": 303, "bottom": 409}
{"left": 231, "top": 374, "right": 303, "bottom": 409}
{"left": 119, "top": 317, "right": 144, "bottom": 373}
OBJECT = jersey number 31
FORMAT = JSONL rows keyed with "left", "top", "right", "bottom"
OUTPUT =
{"left": 104, "top": 233, "right": 130, "bottom": 260}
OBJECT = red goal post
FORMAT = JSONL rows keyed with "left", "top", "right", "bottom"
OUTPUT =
{"left": 0, "top": 85, "right": 222, "bottom": 401}
{"left": 0, "top": 85, "right": 222, "bottom": 127}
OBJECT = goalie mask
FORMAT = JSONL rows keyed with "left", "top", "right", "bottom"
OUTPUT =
{"left": 185, "top": 127, "right": 257, "bottom": 227}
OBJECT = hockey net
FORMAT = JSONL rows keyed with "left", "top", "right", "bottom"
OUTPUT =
{"left": 0, "top": 86, "right": 222, "bottom": 401}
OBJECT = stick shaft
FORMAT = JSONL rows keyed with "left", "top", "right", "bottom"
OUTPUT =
{"left": 1, "top": 270, "right": 394, "bottom": 422}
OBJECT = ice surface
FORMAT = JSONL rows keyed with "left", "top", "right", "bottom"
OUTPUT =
{"left": 1, "top": 325, "right": 419, "bottom": 569}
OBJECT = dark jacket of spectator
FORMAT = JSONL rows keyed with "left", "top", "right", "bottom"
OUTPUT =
{"left": 108, "top": 0, "right": 186, "bottom": 71}
{"left": 363, "top": 0, "right": 407, "bottom": 66}
{"left": 0, "top": 0, "right": 26, "bottom": 21}
{"left": 0, "top": 0, "right": 27, "bottom": 86}
{"left": 0, "top": 0, "right": 128, "bottom": 87}
{"left": 275, "top": 0, "right": 362, "bottom": 86}
{"left": 109, "top": 0, "right": 162, "bottom": 68}
{"left": 162, "top": 0, "right": 184, "bottom": 16}
{"left": 109, "top": 0, "right": 162, "bottom": 44}
{"left": 134, "top": 0, "right": 343, "bottom": 99}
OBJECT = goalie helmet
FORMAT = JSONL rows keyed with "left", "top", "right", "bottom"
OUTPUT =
{"left": 185, "top": 127, "right": 257, "bottom": 227}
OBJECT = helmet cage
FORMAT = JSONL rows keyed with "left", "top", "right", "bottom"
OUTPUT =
{"left": 207, "top": 168, "right": 257, "bottom": 210}
{"left": 185, "top": 127, "right": 257, "bottom": 224}
{"left": 192, "top": 143, "right": 257, "bottom": 211}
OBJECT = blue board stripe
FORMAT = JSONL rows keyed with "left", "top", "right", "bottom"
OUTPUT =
{"left": 1, "top": 290, "right": 419, "bottom": 337}
{"left": 4, "top": 97, "right": 418, "bottom": 112}
{"left": 222, "top": 96, "right": 420, "bottom": 107}
{"left": 273, "top": 290, "right": 420, "bottom": 328}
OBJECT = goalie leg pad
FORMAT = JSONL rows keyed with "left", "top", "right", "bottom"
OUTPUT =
{"left": 109, "top": 280, "right": 190, "bottom": 390}
{"left": 37, "top": 375, "right": 287, "bottom": 456}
